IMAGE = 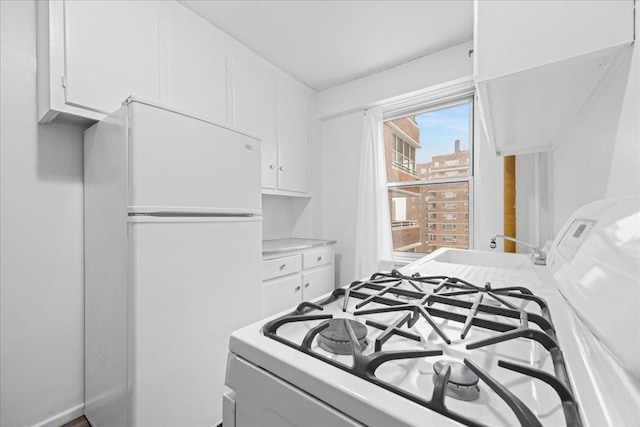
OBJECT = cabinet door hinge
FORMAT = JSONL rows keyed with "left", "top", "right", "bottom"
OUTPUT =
{"left": 61, "top": 75, "right": 67, "bottom": 89}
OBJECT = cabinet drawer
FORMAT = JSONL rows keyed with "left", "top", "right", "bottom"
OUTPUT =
{"left": 303, "top": 247, "right": 333, "bottom": 270}
{"left": 262, "top": 254, "right": 302, "bottom": 281}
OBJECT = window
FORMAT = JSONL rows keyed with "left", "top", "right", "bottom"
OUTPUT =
{"left": 385, "top": 100, "right": 473, "bottom": 255}
{"left": 392, "top": 134, "right": 418, "bottom": 177}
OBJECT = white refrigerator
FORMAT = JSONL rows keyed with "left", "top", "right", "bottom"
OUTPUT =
{"left": 84, "top": 98, "right": 262, "bottom": 427}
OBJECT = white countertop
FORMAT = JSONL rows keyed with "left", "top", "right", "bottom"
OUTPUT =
{"left": 262, "top": 238, "right": 336, "bottom": 255}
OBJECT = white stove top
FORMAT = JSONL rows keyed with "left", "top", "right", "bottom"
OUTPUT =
{"left": 227, "top": 198, "right": 640, "bottom": 427}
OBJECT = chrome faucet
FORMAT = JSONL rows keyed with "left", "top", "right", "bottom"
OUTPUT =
{"left": 490, "top": 234, "right": 546, "bottom": 265}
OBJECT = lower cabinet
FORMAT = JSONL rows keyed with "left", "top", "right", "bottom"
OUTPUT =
{"left": 262, "top": 274, "right": 303, "bottom": 317}
{"left": 262, "top": 246, "right": 335, "bottom": 317}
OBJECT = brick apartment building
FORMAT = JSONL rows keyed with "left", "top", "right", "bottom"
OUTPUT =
{"left": 384, "top": 116, "right": 470, "bottom": 254}
{"left": 383, "top": 116, "right": 423, "bottom": 252}
{"left": 417, "top": 140, "right": 470, "bottom": 253}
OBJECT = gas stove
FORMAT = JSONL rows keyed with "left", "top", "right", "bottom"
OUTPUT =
{"left": 260, "top": 270, "right": 577, "bottom": 427}
{"left": 224, "top": 198, "right": 640, "bottom": 427}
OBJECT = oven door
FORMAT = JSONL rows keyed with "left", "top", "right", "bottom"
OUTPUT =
{"left": 224, "top": 354, "right": 364, "bottom": 427}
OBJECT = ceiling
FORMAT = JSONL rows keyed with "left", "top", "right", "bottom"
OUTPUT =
{"left": 178, "top": 1, "right": 473, "bottom": 92}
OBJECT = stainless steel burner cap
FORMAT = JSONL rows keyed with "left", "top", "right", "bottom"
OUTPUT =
{"left": 317, "top": 319, "right": 367, "bottom": 355}
{"left": 433, "top": 360, "right": 480, "bottom": 401}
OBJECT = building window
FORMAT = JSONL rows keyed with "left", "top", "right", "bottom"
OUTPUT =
{"left": 392, "top": 134, "right": 417, "bottom": 176}
{"left": 385, "top": 99, "right": 473, "bottom": 255}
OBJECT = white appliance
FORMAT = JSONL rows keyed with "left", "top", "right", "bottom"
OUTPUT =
{"left": 84, "top": 98, "right": 262, "bottom": 427}
{"left": 224, "top": 198, "right": 640, "bottom": 426}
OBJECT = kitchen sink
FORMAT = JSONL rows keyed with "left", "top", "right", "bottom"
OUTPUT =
{"left": 428, "top": 248, "right": 531, "bottom": 270}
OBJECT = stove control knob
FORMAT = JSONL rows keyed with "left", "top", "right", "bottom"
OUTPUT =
{"left": 317, "top": 256, "right": 322, "bottom": 261}
{"left": 304, "top": 283, "right": 310, "bottom": 288}
{"left": 269, "top": 164, "right": 275, "bottom": 169}
{"left": 280, "top": 264, "right": 286, "bottom": 270}
{"left": 295, "top": 285, "right": 301, "bottom": 292}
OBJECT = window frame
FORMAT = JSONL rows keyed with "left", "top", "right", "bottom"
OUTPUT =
{"left": 384, "top": 96, "right": 475, "bottom": 262}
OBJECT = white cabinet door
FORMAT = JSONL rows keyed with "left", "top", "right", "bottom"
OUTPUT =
{"left": 160, "top": 10, "right": 227, "bottom": 123}
{"left": 302, "top": 265, "right": 333, "bottom": 302}
{"left": 233, "top": 60, "right": 277, "bottom": 189}
{"left": 64, "top": 0, "right": 159, "bottom": 114}
{"left": 475, "top": 0, "right": 634, "bottom": 82}
{"left": 277, "top": 84, "right": 309, "bottom": 193}
{"left": 262, "top": 274, "right": 302, "bottom": 317}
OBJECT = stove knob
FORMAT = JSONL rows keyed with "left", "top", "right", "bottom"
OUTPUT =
{"left": 295, "top": 285, "right": 301, "bottom": 292}
{"left": 280, "top": 264, "right": 286, "bottom": 270}
{"left": 304, "top": 283, "right": 310, "bottom": 288}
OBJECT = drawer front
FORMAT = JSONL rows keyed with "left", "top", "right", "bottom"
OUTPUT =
{"left": 302, "top": 247, "right": 333, "bottom": 270}
{"left": 302, "top": 265, "right": 334, "bottom": 301}
{"left": 262, "top": 254, "right": 302, "bottom": 281}
{"left": 262, "top": 274, "right": 302, "bottom": 317}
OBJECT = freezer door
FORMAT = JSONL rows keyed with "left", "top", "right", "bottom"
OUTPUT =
{"left": 128, "top": 101, "right": 261, "bottom": 215}
{"left": 129, "top": 217, "right": 261, "bottom": 427}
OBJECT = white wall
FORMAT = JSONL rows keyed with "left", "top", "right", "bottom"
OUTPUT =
{"left": 317, "top": 41, "right": 473, "bottom": 119}
{"left": 550, "top": 27, "right": 639, "bottom": 233}
{"left": 1, "top": 2, "right": 85, "bottom": 426}
{"left": 321, "top": 111, "right": 364, "bottom": 284}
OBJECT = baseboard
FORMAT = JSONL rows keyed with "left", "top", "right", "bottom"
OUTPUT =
{"left": 32, "top": 403, "right": 85, "bottom": 427}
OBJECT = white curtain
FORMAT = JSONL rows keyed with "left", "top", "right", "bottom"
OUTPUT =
{"left": 353, "top": 109, "right": 394, "bottom": 280}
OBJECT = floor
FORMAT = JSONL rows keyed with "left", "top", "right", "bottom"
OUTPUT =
{"left": 61, "top": 416, "right": 90, "bottom": 427}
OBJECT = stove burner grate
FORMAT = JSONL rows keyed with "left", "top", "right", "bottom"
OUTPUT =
{"left": 262, "top": 270, "right": 584, "bottom": 427}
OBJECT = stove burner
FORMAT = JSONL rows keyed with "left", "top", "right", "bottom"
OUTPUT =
{"left": 317, "top": 319, "right": 367, "bottom": 355}
{"left": 433, "top": 360, "right": 480, "bottom": 401}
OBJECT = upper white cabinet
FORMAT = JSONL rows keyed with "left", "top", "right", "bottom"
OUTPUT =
{"left": 38, "top": 1, "right": 228, "bottom": 124}
{"left": 232, "top": 62, "right": 311, "bottom": 195}
{"left": 38, "top": 0, "right": 159, "bottom": 123}
{"left": 232, "top": 60, "right": 278, "bottom": 190}
{"left": 276, "top": 84, "right": 309, "bottom": 194}
{"left": 159, "top": 8, "right": 227, "bottom": 123}
{"left": 474, "top": 0, "right": 635, "bottom": 156}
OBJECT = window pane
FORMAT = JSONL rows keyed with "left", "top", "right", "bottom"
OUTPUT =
{"left": 384, "top": 103, "right": 471, "bottom": 184}
{"left": 388, "top": 182, "right": 470, "bottom": 254}
{"left": 384, "top": 102, "right": 472, "bottom": 255}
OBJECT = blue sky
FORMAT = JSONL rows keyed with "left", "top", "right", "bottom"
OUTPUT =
{"left": 414, "top": 103, "right": 470, "bottom": 164}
